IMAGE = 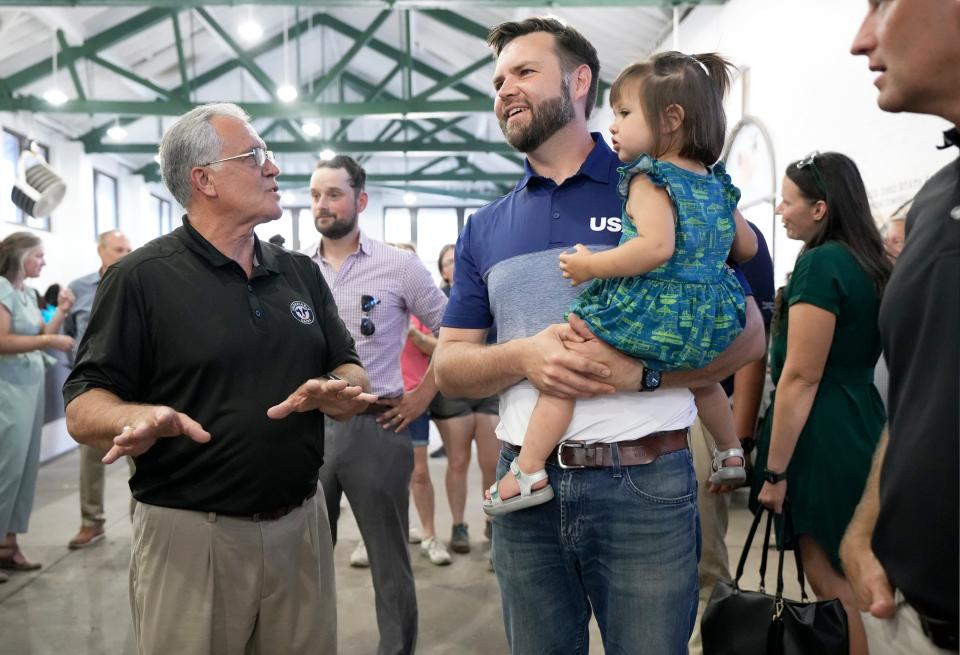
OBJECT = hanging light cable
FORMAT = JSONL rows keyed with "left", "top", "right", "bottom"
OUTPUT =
{"left": 43, "top": 30, "right": 67, "bottom": 106}
{"left": 277, "top": 8, "right": 298, "bottom": 102}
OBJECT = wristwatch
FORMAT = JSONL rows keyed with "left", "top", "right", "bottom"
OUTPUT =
{"left": 638, "top": 367, "right": 662, "bottom": 392}
{"left": 763, "top": 467, "right": 787, "bottom": 484}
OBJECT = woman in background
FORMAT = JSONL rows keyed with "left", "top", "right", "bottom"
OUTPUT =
{"left": 754, "top": 153, "right": 891, "bottom": 655}
{"left": 430, "top": 243, "right": 501, "bottom": 553}
{"left": 0, "top": 232, "right": 74, "bottom": 581}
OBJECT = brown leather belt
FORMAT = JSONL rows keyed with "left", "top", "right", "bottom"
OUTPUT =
{"left": 230, "top": 487, "right": 317, "bottom": 522}
{"left": 503, "top": 429, "right": 689, "bottom": 469}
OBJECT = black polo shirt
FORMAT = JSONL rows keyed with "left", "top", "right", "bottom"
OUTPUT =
{"left": 63, "top": 217, "right": 360, "bottom": 516}
{"left": 874, "top": 128, "right": 959, "bottom": 620}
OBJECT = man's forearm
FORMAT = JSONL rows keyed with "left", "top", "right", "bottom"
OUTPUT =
{"left": 332, "top": 363, "right": 371, "bottom": 393}
{"left": 66, "top": 388, "right": 141, "bottom": 451}
{"left": 662, "top": 296, "right": 765, "bottom": 389}
{"left": 434, "top": 339, "right": 525, "bottom": 398}
{"left": 844, "top": 431, "right": 888, "bottom": 543}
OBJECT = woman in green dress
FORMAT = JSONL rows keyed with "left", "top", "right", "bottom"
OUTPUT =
{"left": 754, "top": 153, "right": 891, "bottom": 655}
{"left": 0, "top": 232, "right": 75, "bottom": 581}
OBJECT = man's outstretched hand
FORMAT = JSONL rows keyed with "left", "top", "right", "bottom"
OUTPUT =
{"left": 102, "top": 406, "right": 211, "bottom": 464}
{"left": 268, "top": 377, "right": 377, "bottom": 422}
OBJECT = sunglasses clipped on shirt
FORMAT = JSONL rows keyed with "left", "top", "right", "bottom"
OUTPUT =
{"left": 795, "top": 150, "right": 827, "bottom": 197}
{"left": 361, "top": 294, "right": 380, "bottom": 336}
{"left": 201, "top": 147, "right": 276, "bottom": 169}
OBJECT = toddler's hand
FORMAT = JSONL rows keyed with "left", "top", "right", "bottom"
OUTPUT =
{"left": 559, "top": 244, "right": 593, "bottom": 286}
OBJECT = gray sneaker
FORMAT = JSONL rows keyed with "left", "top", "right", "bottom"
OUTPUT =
{"left": 349, "top": 541, "right": 369, "bottom": 568}
{"left": 450, "top": 523, "right": 470, "bottom": 554}
{"left": 420, "top": 536, "right": 452, "bottom": 566}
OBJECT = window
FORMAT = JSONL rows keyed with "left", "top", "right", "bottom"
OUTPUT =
{"left": 93, "top": 170, "right": 119, "bottom": 237}
{"left": 152, "top": 195, "right": 172, "bottom": 235}
{"left": 1, "top": 128, "right": 52, "bottom": 231}
{"left": 382, "top": 205, "right": 481, "bottom": 279}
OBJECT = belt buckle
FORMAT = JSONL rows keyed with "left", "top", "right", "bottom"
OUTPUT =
{"left": 557, "top": 441, "right": 586, "bottom": 469}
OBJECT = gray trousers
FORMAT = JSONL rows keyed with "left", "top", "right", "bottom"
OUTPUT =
{"left": 79, "top": 444, "right": 136, "bottom": 527}
{"left": 321, "top": 415, "right": 417, "bottom": 655}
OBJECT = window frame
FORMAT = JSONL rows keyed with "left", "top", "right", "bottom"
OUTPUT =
{"left": 93, "top": 169, "right": 120, "bottom": 238}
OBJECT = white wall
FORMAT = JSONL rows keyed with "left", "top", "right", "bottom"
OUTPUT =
{"left": 0, "top": 113, "right": 179, "bottom": 290}
{"left": 0, "top": 113, "right": 178, "bottom": 461}
{"left": 674, "top": 0, "right": 952, "bottom": 284}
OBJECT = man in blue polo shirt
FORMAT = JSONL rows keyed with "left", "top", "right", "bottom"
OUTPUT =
{"left": 433, "top": 18, "right": 765, "bottom": 654}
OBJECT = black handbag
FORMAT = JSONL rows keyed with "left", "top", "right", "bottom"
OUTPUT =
{"left": 701, "top": 504, "right": 849, "bottom": 655}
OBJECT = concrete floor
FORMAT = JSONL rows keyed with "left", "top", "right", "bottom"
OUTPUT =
{"left": 0, "top": 448, "right": 800, "bottom": 655}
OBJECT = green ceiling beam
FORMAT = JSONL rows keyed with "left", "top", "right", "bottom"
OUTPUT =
{"left": 341, "top": 71, "right": 524, "bottom": 169}
{"left": 320, "top": 13, "right": 485, "bottom": 101}
{"left": 311, "top": 10, "right": 393, "bottom": 102}
{"left": 330, "top": 63, "right": 402, "bottom": 141}
{"left": 87, "top": 139, "right": 514, "bottom": 154}
{"left": 408, "top": 116, "right": 467, "bottom": 143}
{"left": 169, "top": 12, "right": 320, "bottom": 97}
{"left": 87, "top": 54, "right": 179, "bottom": 100}
{"left": 195, "top": 7, "right": 274, "bottom": 95}
{"left": 419, "top": 9, "right": 490, "bottom": 40}
{"left": 413, "top": 56, "right": 491, "bottom": 100}
{"left": 411, "top": 156, "right": 452, "bottom": 176}
{"left": 171, "top": 11, "right": 191, "bottom": 92}
{"left": 0, "top": 95, "right": 492, "bottom": 118}
{"left": 3, "top": 8, "right": 170, "bottom": 92}
{"left": 56, "top": 30, "right": 87, "bottom": 102}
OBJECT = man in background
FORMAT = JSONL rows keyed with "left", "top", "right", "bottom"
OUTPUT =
{"left": 65, "top": 230, "right": 133, "bottom": 549}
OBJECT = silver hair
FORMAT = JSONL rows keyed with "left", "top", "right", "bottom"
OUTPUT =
{"left": 159, "top": 103, "right": 250, "bottom": 207}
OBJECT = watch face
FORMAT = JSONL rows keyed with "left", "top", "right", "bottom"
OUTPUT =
{"left": 646, "top": 370, "right": 661, "bottom": 388}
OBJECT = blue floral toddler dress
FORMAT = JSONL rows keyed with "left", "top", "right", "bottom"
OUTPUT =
{"left": 568, "top": 154, "right": 746, "bottom": 371}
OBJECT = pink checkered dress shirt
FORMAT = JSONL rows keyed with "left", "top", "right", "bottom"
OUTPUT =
{"left": 303, "top": 231, "right": 447, "bottom": 398}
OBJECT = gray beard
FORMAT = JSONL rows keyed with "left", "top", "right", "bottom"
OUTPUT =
{"left": 498, "top": 77, "right": 575, "bottom": 153}
{"left": 316, "top": 212, "right": 358, "bottom": 240}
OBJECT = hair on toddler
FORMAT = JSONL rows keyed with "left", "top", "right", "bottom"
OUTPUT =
{"left": 610, "top": 52, "right": 737, "bottom": 165}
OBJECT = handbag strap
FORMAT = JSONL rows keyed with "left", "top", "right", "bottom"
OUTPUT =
{"left": 733, "top": 506, "right": 766, "bottom": 586}
{"left": 734, "top": 506, "right": 777, "bottom": 592}
{"left": 775, "top": 503, "right": 810, "bottom": 602}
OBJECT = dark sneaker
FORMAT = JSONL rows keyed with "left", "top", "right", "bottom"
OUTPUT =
{"left": 450, "top": 523, "right": 470, "bottom": 553}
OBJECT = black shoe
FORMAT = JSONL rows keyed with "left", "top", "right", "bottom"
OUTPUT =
{"left": 429, "top": 446, "right": 446, "bottom": 459}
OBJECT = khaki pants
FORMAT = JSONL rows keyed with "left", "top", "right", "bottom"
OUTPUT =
{"left": 79, "top": 443, "right": 136, "bottom": 527}
{"left": 688, "top": 418, "right": 732, "bottom": 655}
{"left": 130, "top": 486, "right": 336, "bottom": 655}
{"left": 862, "top": 591, "right": 957, "bottom": 655}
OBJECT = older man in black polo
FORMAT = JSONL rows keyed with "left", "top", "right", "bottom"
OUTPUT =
{"left": 63, "top": 103, "right": 374, "bottom": 655}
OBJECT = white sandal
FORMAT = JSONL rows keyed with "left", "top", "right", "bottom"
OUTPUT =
{"left": 708, "top": 446, "right": 747, "bottom": 485}
{"left": 482, "top": 459, "right": 554, "bottom": 516}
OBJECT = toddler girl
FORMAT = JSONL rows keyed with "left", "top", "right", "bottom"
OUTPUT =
{"left": 484, "top": 52, "right": 757, "bottom": 515}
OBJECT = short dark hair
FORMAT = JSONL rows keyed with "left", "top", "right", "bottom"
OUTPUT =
{"left": 486, "top": 18, "right": 601, "bottom": 119}
{"left": 785, "top": 152, "right": 892, "bottom": 293}
{"left": 610, "top": 52, "right": 735, "bottom": 165}
{"left": 315, "top": 155, "right": 366, "bottom": 194}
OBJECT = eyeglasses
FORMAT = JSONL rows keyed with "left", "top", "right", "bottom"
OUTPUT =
{"left": 360, "top": 294, "right": 380, "bottom": 336}
{"left": 796, "top": 151, "right": 826, "bottom": 197}
{"left": 202, "top": 146, "right": 276, "bottom": 169}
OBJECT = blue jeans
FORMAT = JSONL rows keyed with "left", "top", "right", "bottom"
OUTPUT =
{"left": 492, "top": 445, "right": 700, "bottom": 655}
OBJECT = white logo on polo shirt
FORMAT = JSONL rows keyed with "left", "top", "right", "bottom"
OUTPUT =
{"left": 589, "top": 216, "right": 622, "bottom": 232}
{"left": 290, "top": 301, "right": 315, "bottom": 324}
